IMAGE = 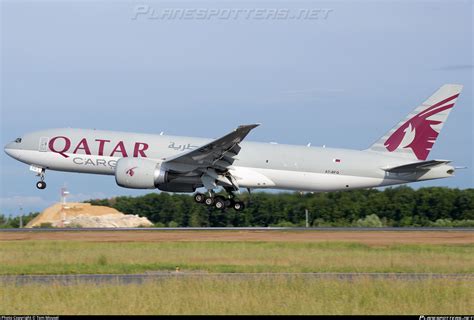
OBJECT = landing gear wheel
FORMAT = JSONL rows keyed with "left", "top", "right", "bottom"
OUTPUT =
{"left": 194, "top": 193, "right": 205, "bottom": 203}
{"left": 233, "top": 200, "right": 245, "bottom": 211}
{"left": 204, "top": 197, "right": 214, "bottom": 206}
{"left": 36, "top": 181, "right": 46, "bottom": 190}
{"left": 214, "top": 196, "right": 226, "bottom": 210}
{"left": 224, "top": 198, "right": 234, "bottom": 208}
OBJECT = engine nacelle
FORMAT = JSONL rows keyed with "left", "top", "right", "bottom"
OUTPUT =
{"left": 115, "top": 158, "right": 167, "bottom": 189}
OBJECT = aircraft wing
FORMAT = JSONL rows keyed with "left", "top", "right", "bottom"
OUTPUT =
{"left": 163, "top": 124, "right": 260, "bottom": 172}
{"left": 383, "top": 160, "right": 451, "bottom": 173}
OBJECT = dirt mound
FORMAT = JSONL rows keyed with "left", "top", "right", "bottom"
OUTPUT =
{"left": 26, "top": 203, "right": 153, "bottom": 228}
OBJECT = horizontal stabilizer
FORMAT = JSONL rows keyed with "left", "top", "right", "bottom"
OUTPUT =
{"left": 383, "top": 160, "right": 451, "bottom": 173}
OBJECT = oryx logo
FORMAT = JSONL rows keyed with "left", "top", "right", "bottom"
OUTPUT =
{"left": 126, "top": 167, "right": 138, "bottom": 177}
{"left": 384, "top": 93, "right": 458, "bottom": 160}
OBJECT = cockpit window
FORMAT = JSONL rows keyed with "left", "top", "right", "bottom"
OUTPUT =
{"left": 14, "top": 138, "right": 22, "bottom": 143}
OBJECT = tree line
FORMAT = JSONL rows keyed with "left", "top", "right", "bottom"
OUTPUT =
{"left": 0, "top": 212, "right": 39, "bottom": 228}
{"left": 1, "top": 187, "right": 472, "bottom": 228}
{"left": 85, "top": 186, "right": 474, "bottom": 227}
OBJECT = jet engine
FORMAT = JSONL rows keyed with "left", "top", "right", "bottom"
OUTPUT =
{"left": 115, "top": 158, "right": 168, "bottom": 189}
{"left": 115, "top": 158, "right": 198, "bottom": 192}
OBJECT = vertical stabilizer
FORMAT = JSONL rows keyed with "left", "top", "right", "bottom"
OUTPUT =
{"left": 367, "top": 84, "right": 463, "bottom": 160}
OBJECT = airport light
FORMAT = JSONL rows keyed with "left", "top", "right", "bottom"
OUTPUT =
{"left": 60, "top": 187, "right": 70, "bottom": 227}
{"left": 19, "top": 204, "right": 23, "bottom": 228}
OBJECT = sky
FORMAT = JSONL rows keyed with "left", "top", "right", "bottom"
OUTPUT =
{"left": 1, "top": 0, "right": 472, "bottom": 215}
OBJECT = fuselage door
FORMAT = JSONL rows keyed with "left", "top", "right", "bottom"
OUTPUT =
{"left": 39, "top": 137, "right": 49, "bottom": 152}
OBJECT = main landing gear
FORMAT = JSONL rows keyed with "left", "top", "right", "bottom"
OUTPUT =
{"left": 35, "top": 168, "right": 47, "bottom": 190}
{"left": 193, "top": 192, "right": 245, "bottom": 211}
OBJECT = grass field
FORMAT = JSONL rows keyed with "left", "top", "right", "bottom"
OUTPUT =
{"left": 1, "top": 277, "right": 472, "bottom": 314}
{"left": 1, "top": 231, "right": 472, "bottom": 314}
{"left": 0, "top": 240, "right": 473, "bottom": 274}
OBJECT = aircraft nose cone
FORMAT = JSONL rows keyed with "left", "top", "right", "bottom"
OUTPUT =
{"left": 4, "top": 142, "right": 16, "bottom": 158}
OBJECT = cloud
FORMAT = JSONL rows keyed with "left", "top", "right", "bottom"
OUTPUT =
{"left": 0, "top": 196, "right": 52, "bottom": 214}
{"left": 67, "top": 192, "right": 110, "bottom": 202}
{"left": 281, "top": 87, "right": 345, "bottom": 96}
{"left": 434, "top": 64, "right": 473, "bottom": 71}
{"left": 0, "top": 192, "right": 115, "bottom": 215}
{"left": 278, "top": 88, "right": 345, "bottom": 103}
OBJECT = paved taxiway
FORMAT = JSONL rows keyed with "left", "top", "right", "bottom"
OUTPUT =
{"left": 1, "top": 273, "right": 473, "bottom": 286}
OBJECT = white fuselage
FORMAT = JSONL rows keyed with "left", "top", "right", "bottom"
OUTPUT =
{"left": 4, "top": 128, "right": 454, "bottom": 192}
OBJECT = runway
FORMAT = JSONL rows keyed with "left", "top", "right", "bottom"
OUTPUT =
{"left": 1, "top": 272, "right": 473, "bottom": 286}
{"left": 2, "top": 228, "right": 473, "bottom": 245}
{"left": 1, "top": 227, "right": 473, "bottom": 232}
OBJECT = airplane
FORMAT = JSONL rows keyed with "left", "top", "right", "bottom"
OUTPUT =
{"left": 4, "top": 84, "right": 463, "bottom": 211}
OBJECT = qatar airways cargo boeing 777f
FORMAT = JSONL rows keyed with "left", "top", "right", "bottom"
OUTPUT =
{"left": 4, "top": 84, "right": 463, "bottom": 210}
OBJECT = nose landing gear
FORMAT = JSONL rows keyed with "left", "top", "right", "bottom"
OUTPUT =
{"left": 36, "top": 180, "right": 47, "bottom": 190}
{"left": 34, "top": 167, "right": 47, "bottom": 190}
